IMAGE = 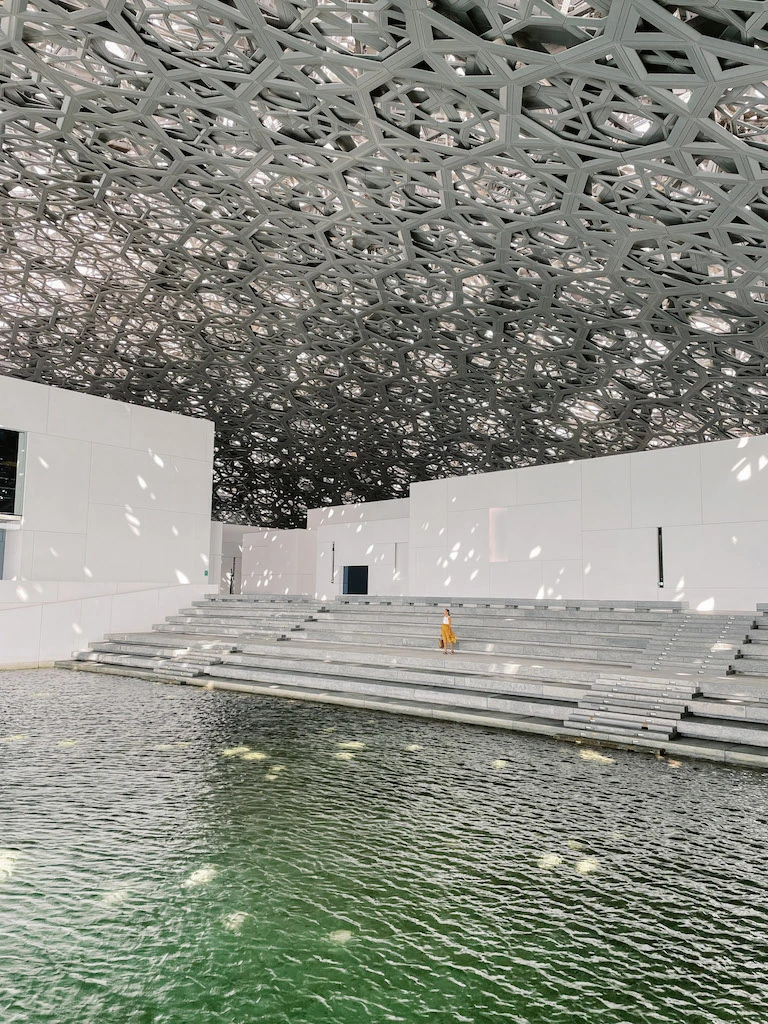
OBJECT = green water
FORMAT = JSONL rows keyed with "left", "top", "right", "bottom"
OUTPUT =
{"left": 1, "top": 669, "right": 767, "bottom": 1024}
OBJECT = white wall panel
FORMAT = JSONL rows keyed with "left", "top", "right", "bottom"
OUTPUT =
{"left": 581, "top": 455, "right": 632, "bottom": 531}
{"left": 20, "top": 433, "right": 91, "bottom": 534}
{"left": 47, "top": 387, "right": 131, "bottom": 447}
{"left": 700, "top": 437, "right": 768, "bottom": 525}
{"left": 308, "top": 497, "right": 408, "bottom": 528}
{"left": 84, "top": 504, "right": 145, "bottom": 581}
{"left": 89, "top": 446, "right": 211, "bottom": 514}
{"left": 0, "top": 375, "right": 49, "bottom": 432}
{"left": 505, "top": 501, "right": 581, "bottom": 563}
{"left": 540, "top": 559, "right": 584, "bottom": 600}
{"left": 630, "top": 446, "right": 702, "bottom": 527}
{"left": 446, "top": 469, "right": 516, "bottom": 512}
{"left": 489, "top": 560, "right": 544, "bottom": 598}
{"left": 30, "top": 532, "right": 88, "bottom": 580}
{"left": 129, "top": 404, "right": 215, "bottom": 461}
{"left": 517, "top": 461, "right": 580, "bottom": 505}
{"left": 582, "top": 529, "right": 657, "bottom": 601}
{"left": 665, "top": 522, "right": 768, "bottom": 591}
{"left": 409, "top": 479, "right": 448, "bottom": 547}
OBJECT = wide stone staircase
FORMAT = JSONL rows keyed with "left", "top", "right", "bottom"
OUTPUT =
{"left": 58, "top": 594, "right": 768, "bottom": 765}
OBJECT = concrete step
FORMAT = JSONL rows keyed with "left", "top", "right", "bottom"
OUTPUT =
{"left": 300, "top": 620, "right": 649, "bottom": 648}
{"left": 566, "top": 712, "right": 674, "bottom": 735}
{"left": 210, "top": 656, "right": 585, "bottom": 703}
{"left": 578, "top": 698, "right": 687, "bottom": 716}
{"left": 294, "top": 630, "right": 638, "bottom": 663}
{"left": 90, "top": 641, "right": 189, "bottom": 658}
{"left": 233, "top": 640, "right": 605, "bottom": 684}
{"left": 590, "top": 682, "right": 697, "bottom": 699}
{"left": 220, "top": 652, "right": 583, "bottom": 698}
{"left": 336, "top": 596, "right": 688, "bottom": 611}
{"left": 74, "top": 651, "right": 162, "bottom": 670}
{"left": 204, "top": 663, "right": 575, "bottom": 718}
{"left": 321, "top": 608, "right": 683, "bottom": 625}
{"left": 563, "top": 719, "right": 673, "bottom": 738}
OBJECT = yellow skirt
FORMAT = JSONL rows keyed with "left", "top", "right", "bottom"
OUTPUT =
{"left": 441, "top": 623, "right": 457, "bottom": 646}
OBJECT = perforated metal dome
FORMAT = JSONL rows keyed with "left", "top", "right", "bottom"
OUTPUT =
{"left": 1, "top": 0, "right": 767, "bottom": 524}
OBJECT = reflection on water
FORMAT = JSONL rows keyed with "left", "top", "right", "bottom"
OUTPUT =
{"left": 1, "top": 668, "right": 767, "bottom": 1024}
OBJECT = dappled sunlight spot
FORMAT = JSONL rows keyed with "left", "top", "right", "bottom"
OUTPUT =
{"left": 575, "top": 857, "right": 600, "bottom": 875}
{"left": 32, "top": 692, "right": 54, "bottom": 698}
{"left": 696, "top": 597, "right": 715, "bottom": 611}
{"left": 580, "top": 749, "right": 614, "bottom": 764}
{"left": 265, "top": 772, "right": 280, "bottom": 781}
{"left": 667, "top": 759, "right": 683, "bottom": 768}
{"left": 336, "top": 741, "right": 365, "bottom": 750}
{"left": 404, "top": 743, "right": 422, "bottom": 752}
{"left": 566, "top": 840, "right": 583, "bottom": 851}
{"left": 328, "top": 929, "right": 353, "bottom": 944}
{"left": 175, "top": 570, "right": 190, "bottom": 584}
{"left": 0, "top": 734, "right": 29, "bottom": 743}
{"left": 334, "top": 751, "right": 355, "bottom": 760}
{"left": 101, "top": 888, "right": 129, "bottom": 905}
{"left": 529, "top": 545, "right": 541, "bottom": 559}
{"left": 491, "top": 759, "right": 508, "bottom": 770}
{"left": 0, "top": 850, "right": 21, "bottom": 882}
{"left": 242, "top": 751, "right": 268, "bottom": 761}
{"left": 57, "top": 740, "right": 78, "bottom": 748}
{"left": 536, "top": 853, "right": 563, "bottom": 869}
{"left": 181, "top": 866, "right": 218, "bottom": 888}
{"left": 323, "top": 727, "right": 336, "bottom": 733}
{"left": 222, "top": 911, "right": 248, "bottom": 933}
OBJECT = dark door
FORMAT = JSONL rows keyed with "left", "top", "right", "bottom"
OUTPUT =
{"left": 343, "top": 565, "right": 369, "bottom": 595}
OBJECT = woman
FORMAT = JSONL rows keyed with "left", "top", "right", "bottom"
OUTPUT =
{"left": 440, "top": 608, "right": 457, "bottom": 655}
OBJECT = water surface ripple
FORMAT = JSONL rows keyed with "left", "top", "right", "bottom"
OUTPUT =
{"left": 1, "top": 669, "right": 767, "bottom": 1024}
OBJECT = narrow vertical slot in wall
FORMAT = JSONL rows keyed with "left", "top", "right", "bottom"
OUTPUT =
{"left": 657, "top": 527, "right": 664, "bottom": 589}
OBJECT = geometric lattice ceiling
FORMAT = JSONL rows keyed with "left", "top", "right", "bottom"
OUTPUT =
{"left": 2, "top": 1, "right": 768, "bottom": 526}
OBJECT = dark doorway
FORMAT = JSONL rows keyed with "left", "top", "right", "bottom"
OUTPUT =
{"left": 343, "top": 565, "right": 369, "bottom": 595}
{"left": 0, "top": 429, "right": 21, "bottom": 516}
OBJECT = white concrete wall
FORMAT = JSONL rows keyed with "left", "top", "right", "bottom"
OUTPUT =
{"left": 241, "top": 529, "right": 317, "bottom": 595}
{"left": 0, "top": 375, "right": 214, "bottom": 585}
{"left": 409, "top": 436, "right": 768, "bottom": 611}
{"left": 0, "top": 581, "right": 215, "bottom": 668}
{"left": 202, "top": 435, "right": 768, "bottom": 613}
{"left": 309, "top": 498, "right": 409, "bottom": 601}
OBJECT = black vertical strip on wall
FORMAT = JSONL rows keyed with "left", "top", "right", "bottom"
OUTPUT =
{"left": 331, "top": 541, "right": 335, "bottom": 583}
{"left": 657, "top": 527, "right": 664, "bottom": 588}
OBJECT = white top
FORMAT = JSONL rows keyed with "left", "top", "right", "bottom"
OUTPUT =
{"left": 443, "top": 615, "right": 450, "bottom": 624}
